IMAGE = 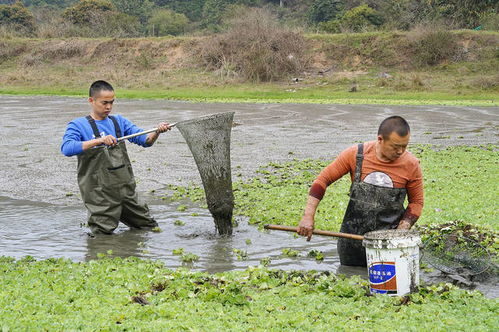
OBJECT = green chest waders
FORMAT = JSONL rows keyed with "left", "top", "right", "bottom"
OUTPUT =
{"left": 337, "top": 143, "right": 407, "bottom": 266}
{"left": 77, "top": 116, "right": 157, "bottom": 234}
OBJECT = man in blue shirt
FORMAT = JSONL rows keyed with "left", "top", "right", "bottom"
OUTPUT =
{"left": 61, "top": 80, "right": 171, "bottom": 234}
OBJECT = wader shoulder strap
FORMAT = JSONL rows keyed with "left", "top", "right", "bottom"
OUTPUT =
{"left": 86, "top": 115, "right": 101, "bottom": 138}
{"left": 108, "top": 115, "right": 122, "bottom": 138}
{"left": 354, "top": 143, "right": 364, "bottom": 183}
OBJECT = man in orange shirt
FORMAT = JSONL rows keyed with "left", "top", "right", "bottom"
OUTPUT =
{"left": 297, "top": 116, "right": 424, "bottom": 266}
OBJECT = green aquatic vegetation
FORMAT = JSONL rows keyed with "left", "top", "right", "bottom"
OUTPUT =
{"left": 245, "top": 238, "right": 252, "bottom": 245}
{"left": 232, "top": 249, "right": 248, "bottom": 260}
{"left": 260, "top": 257, "right": 271, "bottom": 267}
{"left": 281, "top": 248, "right": 300, "bottom": 258}
{"left": 308, "top": 249, "right": 325, "bottom": 261}
{"left": 417, "top": 220, "right": 499, "bottom": 260}
{"left": 170, "top": 145, "right": 498, "bottom": 236}
{"left": 0, "top": 257, "right": 497, "bottom": 330}
{"left": 177, "top": 204, "right": 188, "bottom": 212}
{"left": 173, "top": 219, "right": 185, "bottom": 226}
{"left": 181, "top": 253, "right": 199, "bottom": 263}
{"left": 172, "top": 248, "right": 184, "bottom": 255}
{"left": 151, "top": 227, "right": 162, "bottom": 233}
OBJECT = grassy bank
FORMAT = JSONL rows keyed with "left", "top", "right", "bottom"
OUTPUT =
{"left": 1, "top": 257, "right": 497, "bottom": 330}
{"left": 1, "top": 85, "right": 497, "bottom": 106}
{"left": 0, "top": 31, "right": 497, "bottom": 106}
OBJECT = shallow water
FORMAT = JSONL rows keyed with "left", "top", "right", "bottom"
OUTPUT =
{"left": 0, "top": 195, "right": 363, "bottom": 276}
{"left": 0, "top": 96, "right": 497, "bottom": 296}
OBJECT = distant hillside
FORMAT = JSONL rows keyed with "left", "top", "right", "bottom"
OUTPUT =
{"left": 0, "top": 31, "right": 497, "bottom": 105}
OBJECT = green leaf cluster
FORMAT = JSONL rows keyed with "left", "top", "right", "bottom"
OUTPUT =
{"left": 0, "top": 257, "right": 497, "bottom": 330}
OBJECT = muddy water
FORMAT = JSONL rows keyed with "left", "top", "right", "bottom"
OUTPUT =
{"left": 0, "top": 96, "right": 497, "bottom": 295}
{"left": 0, "top": 196, "right": 361, "bottom": 276}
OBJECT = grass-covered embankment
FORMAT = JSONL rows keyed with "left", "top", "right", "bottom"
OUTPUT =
{"left": 0, "top": 31, "right": 498, "bottom": 106}
{"left": 1, "top": 256, "right": 497, "bottom": 330}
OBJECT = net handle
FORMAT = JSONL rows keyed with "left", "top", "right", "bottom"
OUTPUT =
{"left": 117, "top": 122, "right": 177, "bottom": 142}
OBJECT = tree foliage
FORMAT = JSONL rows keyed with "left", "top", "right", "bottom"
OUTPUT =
{"left": 425, "top": 0, "right": 498, "bottom": 29}
{"left": 308, "top": 0, "right": 343, "bottom": 23}
{"left": 202, "top": 0, "right": 237, "bottom": 30}
{"left": 147, "top": 8, "right": 188, "bottom": 36}
{"left": 62, "top": 0, "right": 114, "bottom": 25}
{"left": 110, "top": 0, "right": 154, "bottom": 24}
{"left": 22, "top": 0, "right": 77, "bottom": 8}
{"left": 0, "top": 2, "right": 35, "bottom": 32}
{"left": 339, "top": 4, "right": 383, "bottom": 32}
{"left": 152, "top": 0, "right": 205, "bottom": 21}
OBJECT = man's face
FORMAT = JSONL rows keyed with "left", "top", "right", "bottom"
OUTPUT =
{"left": 89, "top": 90, "right": 115, "bottom": 120}
{"left": 377, "top": 131, "right": 410, "bottom": 162}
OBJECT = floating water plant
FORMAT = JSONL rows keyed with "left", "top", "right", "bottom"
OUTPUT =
{"left": 308, "top": 250, "right": 325, "bottom": 261}
{"left": 281, "top": 248, "right": 300, "bottom": 258}
{"left": 151, "top": 227, "right": 162, "bottom": 233}
{"left": 173, "top": 220, "right": 185, "bottom": 226}
{"left": 181, "top": 253, "right": 199, "bottom": 263}
{"left": 172, "top": 248, "right": 184, "bottom": 255}
{"left": 232, "top": 249, "right": 248, "bottom": 260}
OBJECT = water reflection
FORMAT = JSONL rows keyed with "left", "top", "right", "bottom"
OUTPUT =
{"left": 85, "top": 228, "right": 150, "bottom": 261}
{"left": 204, "top": 236, "right": 236, "bottom": 274}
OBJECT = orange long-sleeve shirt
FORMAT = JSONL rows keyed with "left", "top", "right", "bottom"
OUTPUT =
{"left": 309, "top": 141, "right": 424, "bottom": 224}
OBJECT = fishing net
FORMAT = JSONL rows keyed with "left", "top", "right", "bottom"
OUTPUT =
{"left": 176, "top": 112, "right": 235, "bottom": 236}
{"left": 421, "top": 234, "right": 492, "bottom": 275}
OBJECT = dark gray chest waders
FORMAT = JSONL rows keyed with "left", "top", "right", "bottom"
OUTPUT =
{"left": 77, "top": 116, "right": 157, "bottom": 234}
{"left": 337, "top": 143, "right": 407, "bottom": 266}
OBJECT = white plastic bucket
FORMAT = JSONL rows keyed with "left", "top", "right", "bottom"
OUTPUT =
{"left": 362, "top": 230, "right": 422, "bottom": 296}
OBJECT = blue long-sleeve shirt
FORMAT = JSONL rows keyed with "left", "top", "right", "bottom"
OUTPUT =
{"left": 61, "top": 114, "right": 150, "bottom": 157}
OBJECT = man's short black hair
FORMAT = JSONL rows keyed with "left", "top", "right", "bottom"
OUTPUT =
{"left": 89, "top": 80, "right": 114, "bottom": 98}
{"left": 378, "top": 116, "right": 410, "bottom": 139}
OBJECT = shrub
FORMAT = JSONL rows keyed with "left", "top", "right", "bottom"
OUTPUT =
{"left": 0, "top": 2, "right": 36, "bottom": 34}
{"left": 318, "top": 19, "right": 340, "bottom": 33}
{"left": 318, "top": 4, "right": 383, "bottom": 33}
{"left": 408, "top": 27, "right": 459, "bottom": 67}
{"left": 197, "top": 7, "right": 310, "bottom": 82}
{"left": 62, "top": 0, "right": 114, "bottom": 25}
{"left": 147, "top": 9, "right": 189, "bottom": 36}
{"left": 338, "top": 4, "right": 383, "bottom": 32}
{"left": 62, "top": 0, "right": 140, "bottom": 37}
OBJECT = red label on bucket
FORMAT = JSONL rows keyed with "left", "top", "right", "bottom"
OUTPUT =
{"left": 368, "top": 262, "right": 397, "bottom": 295}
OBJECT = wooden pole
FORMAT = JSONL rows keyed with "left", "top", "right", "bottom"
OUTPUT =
{"left": 264, "top": 224, "right": 364, "bottom": 241}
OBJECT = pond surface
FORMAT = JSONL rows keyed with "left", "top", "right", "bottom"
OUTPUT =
{"left": 0, "top": 96, "right": 497, "bottom": 296}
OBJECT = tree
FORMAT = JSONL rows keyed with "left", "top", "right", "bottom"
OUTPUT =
{"left": 147, "top": 8, "right": 188, "bottom": 36}
{"left": 62, "top": 0, "right": 140, "bottom": 36}
{"left": 110, "top": 0, "right": 154, "bottom": 24}
{"left": 22, "top": 0, "right": 77, "bottom": 8}
{"left": 339, "top": 4, "right": 383, "bottom": 32}
{"left": 62, "top": 0, "right": 114, "bottom": 25}
{"left": 202, "top": 0, "right": 236, "bottom": 30}
{"left": 308, "top": 0, "right": 343, "bottom": 24}
{"left": 426, "top": 0, "right": 498, "bottom": 28}
{"left": 0, "top": 2, "right": 36, "bottom": 32}
{"left": 152, "top": 0, "right": 205, "bottom": 22}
